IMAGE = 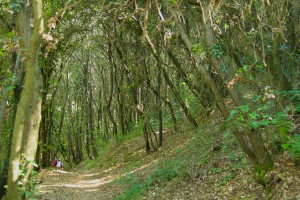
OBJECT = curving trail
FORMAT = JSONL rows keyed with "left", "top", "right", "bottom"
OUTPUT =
{"left": 38, "top": 169, "right": 122, "bottom": 200}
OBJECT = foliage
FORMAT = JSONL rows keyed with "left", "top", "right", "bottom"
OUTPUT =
{"left": 226, "top": 87, "right": 300, "bottom": 162}
{"left": 226, "top": 86, "right": 293, "bottom": 130}
{"left": 1, "top": 0, "right": 299, "bottom": 196}
{"left": 281, "top": 134, "right": 300, "bottom": 162}
{"left": 209, "top": 43, "right": 223, "bottom": 59}
{"left": 10, "top": 0, "right": 25, "bottom": 13}
{"left": 115, "top": 174, "right": 145, "bottom": 200}
{"left": 4, "top": 155, "right": 39, "bottom": 200}
{"left": 116, "top": 157, "right": 188, "bottom": 200}
{"left": 18, "top": 156, "right": 40, "bottom": 200}
{"left": 192, "top": 42, "right": 205, "bottom": 57}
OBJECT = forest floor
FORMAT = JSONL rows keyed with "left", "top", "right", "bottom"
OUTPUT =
{"left": 37, "top": 115, "right": 300, "bottom": 200}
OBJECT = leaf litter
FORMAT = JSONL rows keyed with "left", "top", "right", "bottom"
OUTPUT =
{"left": 37, "top": 121, "right": 300, "bottom": 200}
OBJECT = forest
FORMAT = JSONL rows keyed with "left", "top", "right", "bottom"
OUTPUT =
{"left": 0, "top": 0, "right": 299, "bottom": 199}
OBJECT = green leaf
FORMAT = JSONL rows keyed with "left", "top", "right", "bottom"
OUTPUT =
{"left": 224, "top": 131, "right": 232, "bottom": 138}
{"left": 5, "top": 85, "right": 15, "bottom": 92}
{"left": 281, "top": 143, "right": 290, "bottom": 150}
{"left": 249, "top": 112, "right": 259, "bottom": 119}
{"left": 271, "top": 118, "right": 278, "bottom": 124}
{"left": 279, "top": 127, "right": 289, "bottom": 134}
{"left": 260, "top": 120, "right": 270, "bottom": 126}
{"left": 239, "top": 105, "right": 250, "bottom": 113}
{"left": 227, "top": 110, "right": 239, "bottom": 122}
{"left": 229, "top": 109, "right": 239, "bottom": 116}
{"left": 250, "top": 121, "right": 260, "bottom": 129}
{"left": 6, "top": 31, "right": 16, "bottom": 38}
{"left": 25, "top": 191, "right": 31, "bottom": 197}
{"left": 256, "top": 64, "right": 263, "bottom": 69}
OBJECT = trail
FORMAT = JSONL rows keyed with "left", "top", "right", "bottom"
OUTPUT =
{"left": 38, "top": 169, "right": 122, "bottom": 200}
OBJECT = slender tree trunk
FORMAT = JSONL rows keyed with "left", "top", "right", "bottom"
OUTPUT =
{"left": 143, "top": 118, "right": 151, "bottom": 152}
{"left": 116, "top": 73, "right": 126, "bottom": 135}
{"left": 265, "top": 1, "right": 291, "bottom": 109}
{"left": 39, "top": 63, "right": 55, "bottom": 167}
{"left": 103, "top": 107, "right": 109, "bottom": 141}
{"left": 167, "top": 50, "right": 212, "bottom": 107}
{"left": 88, "top": 84, "right": 99, "bottom": 158}
{"left": 67, "top": 123, "right": 73, "bottom": 165}
{"left": 85, "top": 124, "right": 91, "bottom": 159}
{"left": 162, "top": 67, "right": 199, "bottom": 128}
{"left": 157, "top": 60, "right": 163, "bottom": 147}
{"left": 145, "top": 74, "right": 179, "bottom": 132}
{"left": 107, "top": 42, "right": 118, "bottom": 144}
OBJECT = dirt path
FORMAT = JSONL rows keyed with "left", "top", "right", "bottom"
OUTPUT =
{"left": 38, "top": 169, "right": 122, "bottom": 200}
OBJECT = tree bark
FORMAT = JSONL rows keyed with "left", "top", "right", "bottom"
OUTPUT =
{"left": 7, "top": 0, "right": 44, "bottom": 198}
{"left": 162, "top": 67, "right": 199, "bottom": 128}
{"left": 265, "top": 1, "right": 292, "bottom": 108}
{"left": 157, "top": 58, "right": 163, "bottom": 147}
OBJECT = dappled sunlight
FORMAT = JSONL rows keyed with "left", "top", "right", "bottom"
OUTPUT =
{"left": 103, "top": 164, "right": 121, "bottom": 173}
{"left": 121, "top": 159, "right": 159, "bottom": 178}
{"left": 39, "top": 184, "right": 64, "bottom": 189}
{"left": 82, "top": 172, "right": 102, "bottom": 177}
{"left": 85, "top": 189, "right": 99, "bottom": 192}
{"left": 65, "top": 175, "right": 116, "bottom": 188}
{"left": 47, "top": 170, "right": 71, "bottom": 176}
{"left": 38, "top": 158, "right": 161, "bottom": 199}
{"left": 57, "top": 170, "right": 71, "bottom": 174}
{"left": 38, "top": 171, "right": 118, "bottom": 193}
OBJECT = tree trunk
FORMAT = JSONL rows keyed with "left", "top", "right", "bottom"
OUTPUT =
{"left": 7, "top": 0, "right": 44, "bottom": 198}
{"left": 88, "top": 83, "right": 99, "bottom": 158}
{"left": 169, "top": 5, "right": 257, "bottom": 161}
{"left": 167, "top": 49, "right": 212, "bottom": 108}
{"left": 170, "top": 4, "right": 273, "bottom": 172}
{"left": 199, "top": 0, "right": 274, "bottom": 171}
{"left": 143, "top": 117, "right": 151, "bottom": 153}
{"left": 162, "top": 67, "right": 199, "bottom": 128}
{"left": 265, "top": 1, "right": 292, "bottom": 108}
{"left": 157, "top": 60, "right": 163, "bottom": 147}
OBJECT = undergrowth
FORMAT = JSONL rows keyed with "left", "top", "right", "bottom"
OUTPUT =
{"left": 86, "top": 121, "right": 144, "bottom": 169}
{"left": 115, "top": 156, "right": 189, "bottom": 200}
{"left": 115, "top": 125, "right": 220, "bottom": 200}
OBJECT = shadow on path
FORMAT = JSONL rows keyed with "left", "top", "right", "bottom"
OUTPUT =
{"left": 38, "top": 169, "right": 120, "bottom": 200}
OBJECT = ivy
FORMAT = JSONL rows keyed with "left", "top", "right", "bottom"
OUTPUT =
{"left": 17, "top": 155, "right": 40, "bottom": 199}
{"left": 10, "top": 0, "right": 25, "bottom": 13}
{"left": 209, "top": 43, "right": 223, "bottom": 59}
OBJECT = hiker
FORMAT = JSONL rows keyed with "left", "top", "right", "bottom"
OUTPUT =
{"left": 52, "top": 157, "right": 58, "bottom": 167}
{"left": 56, "top": 159, "right": 63, "bottom": 170}
{"left": 52, "top": 157, "right": 63, "bottom": 170}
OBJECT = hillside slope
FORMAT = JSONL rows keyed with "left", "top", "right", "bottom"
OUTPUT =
{"left": 38, "top": 120, "right": 300, "bottom": 200}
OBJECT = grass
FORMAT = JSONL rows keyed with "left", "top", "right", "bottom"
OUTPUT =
{"left": 86, "top": 121, "right": 145, "bottom": 170}
{"left": 115, "top": 156, "right": 189, "bottom": 200}
{"left": 114, "top": 123, "right": 221, "bottom": 200}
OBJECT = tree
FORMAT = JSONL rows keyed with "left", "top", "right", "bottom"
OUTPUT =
{"left": 7, "top": 0, "right": 44, "bottom": 199}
